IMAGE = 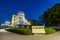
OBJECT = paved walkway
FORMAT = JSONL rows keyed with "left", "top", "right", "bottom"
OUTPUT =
{"left": 0, "top": 29, "right": 60, "bottom": 40}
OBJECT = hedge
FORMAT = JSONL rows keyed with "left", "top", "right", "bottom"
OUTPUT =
{"left": 5, "top": 28, "right": 32, "bottom": 35}
{"left": 45, "top": 28, "right": 56, "bottom": 34}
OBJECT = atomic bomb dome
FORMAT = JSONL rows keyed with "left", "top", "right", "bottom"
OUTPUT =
{"left": 18, "top": 11, "right": 25, "bottom": 16}
{"left": 11, "top": 11, "right": 30, "bottom": 27}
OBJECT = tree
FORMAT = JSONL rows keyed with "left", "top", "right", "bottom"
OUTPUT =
{"left": 39, "top": 3, "right": 60, "bottom": 27}
{"left": 28, "top": 19, "right": 42, "bottom": 26}
{"left": 39, "top": 15, "right": 44, "bottom": 25}
{"left": 28, "top": 19, "right": 36, "bottom": 26}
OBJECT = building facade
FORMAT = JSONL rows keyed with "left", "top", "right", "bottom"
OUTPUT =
{"left": 11, "top": 11, "right": 30, "bottom": 27}
{"left": 11, "top": 15, "right": 16, "bottom": 27}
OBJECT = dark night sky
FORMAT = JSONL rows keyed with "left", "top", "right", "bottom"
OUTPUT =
{"left": 0, "top": 0, "right": 60, "bottom": 24}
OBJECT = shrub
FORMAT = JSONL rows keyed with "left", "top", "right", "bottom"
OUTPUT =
{"left": 5, "top": 28, "right": 32, "bottom": 35}
{"left": 45, "top": 28, "right": 56, "bottom": 34}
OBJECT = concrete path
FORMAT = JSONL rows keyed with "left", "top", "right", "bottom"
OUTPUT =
{"left": 0, "top": 29, "right": 60, "bottom": 40}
